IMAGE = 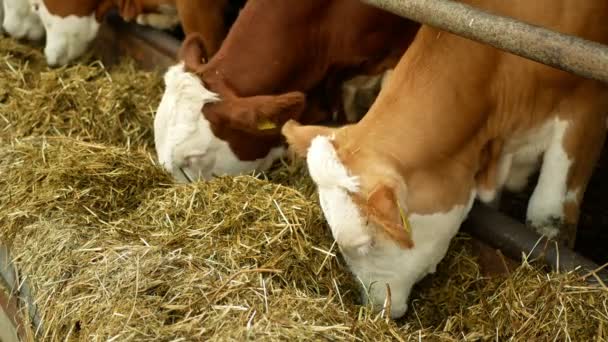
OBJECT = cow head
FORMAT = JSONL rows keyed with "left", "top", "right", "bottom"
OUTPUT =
{"left": 154, "top": 33, "right": 306, "bottom": 182}
{"left": 2, "top": 0, "right": 45, "bottom": 41}
{"left": 31, "top": 0, "right": 170, "bottom": 66}
{"left": 30, "top": 0, "right": 109, "bottom": 66}
{"left": 282, "top": 120, "right": 414, "bottom": 253}
{"left": 282, "top": 119, "right": 475, "bottom": 318}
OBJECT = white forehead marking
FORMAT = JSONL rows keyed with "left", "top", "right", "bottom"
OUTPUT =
{"left": 307, "top": 135, "right": 359, "bottom": 191}
{"left": 154, "top": 63, "right": 285, "bottom": 182}
{"left": 2, "top": 0, "right": 44, "bottom": 40}
{"left": 32, "top": 0, "right": 99, "bottom": 66}
{"left": 306, "top": 136, "right": 369, "bottom": 253}
{"left": 154, "top": 63, "right": 219, "bottom": 176}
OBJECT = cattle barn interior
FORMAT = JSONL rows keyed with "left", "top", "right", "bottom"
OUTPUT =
{"left": 1, "top": 3, "right": 608, "bottom": 341}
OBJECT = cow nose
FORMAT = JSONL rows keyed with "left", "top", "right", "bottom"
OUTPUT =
{"left": 44, "top": 44, "right": 68, "bottom": 67}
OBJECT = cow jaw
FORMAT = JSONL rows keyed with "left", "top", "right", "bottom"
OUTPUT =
{"left": 32, "top": 0, "right": 99, "bottom": 66}
{"left": 154, "top": 63, "right": 284, "bottom": 183}
{"left": 2, "top": 0, "right": 44, "bottom": 40}
{"left": 305, "top": 134, "right": 475, "bottom": 318}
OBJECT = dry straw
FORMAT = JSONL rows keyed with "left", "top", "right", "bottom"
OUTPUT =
{"left": 1, "top": 37, "right": 607, "bottom": 341}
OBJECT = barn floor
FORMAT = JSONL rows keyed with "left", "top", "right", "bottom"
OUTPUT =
{"left": 1, "top": 35, "right": 608, "bottom": 340}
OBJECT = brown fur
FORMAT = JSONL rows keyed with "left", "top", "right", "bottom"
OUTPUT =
{"left": 284, "top": 0, "right": 608, "bottom": 247}
{"left": 180, "top": 0, "right": 420, "bottom": 160}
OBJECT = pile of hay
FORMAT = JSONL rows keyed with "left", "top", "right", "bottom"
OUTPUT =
{"left": 1, "top": 37, "right": 607, "bottom": 340}
{"left": 0, "top": 38, "right": 162, "bottom": 149}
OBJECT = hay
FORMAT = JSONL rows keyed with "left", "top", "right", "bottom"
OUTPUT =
{"left": 0, "top": 37, "right": 162, "bottom": 149}
{"left": 1, "top": 38, "right": 608, "bottom": 341}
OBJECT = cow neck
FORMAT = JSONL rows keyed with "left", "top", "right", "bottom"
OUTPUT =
{"left": 354, "top": 28, "right": 493, "bottom": 169}
{"left": 333, "top": 26, "right": 497, "bottom": 215}
{"left": 197, "top": 1, "right": 331, "bottom": 98}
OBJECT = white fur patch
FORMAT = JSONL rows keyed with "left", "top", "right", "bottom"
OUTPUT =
{"left": 307, "top": 136, "right": 371, "bottom": 254}
{"left": 31, "top": 0, "right": 99, "bottom": 66}
{"left": 525, "top": 119, "right": 571, "bottom": 237}
{"left": 503, "top": 119, "right": 556, "bottom": 192}
{"left": 344, "top": 192, "right": 475, "bottom": 318}
{"left": 306, "top": 135, "right": 475, "bottom": 318}
{"left": 154, "top": 63, "right": 285, "bottom": 182}
{"left": 2, "top": 0, "right": 44, "bottom": 40}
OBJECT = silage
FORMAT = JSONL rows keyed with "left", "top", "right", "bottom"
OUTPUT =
{"left": 1, "top": 37, "right": 608, "bottom": 341}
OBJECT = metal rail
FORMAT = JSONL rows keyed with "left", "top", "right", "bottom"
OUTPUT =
{"left": 464, "top": 203, "right": 608, "bottom": 283}
{"left": 360, "top": 0, "right": 608, "bottom": 83}
{"left": 0, "top": 243, "right": 42, "bottom": 339}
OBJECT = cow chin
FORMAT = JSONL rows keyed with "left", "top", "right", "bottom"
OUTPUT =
{"left": 154, "top": 63, "right": 285, "bottom": 183}
{"left": 2, "top": 0, "right": 44, "bottom": 40}
{"left": 33, "top": 0, "right": 100, "bottom": 66}
{"left": 166, "top": 115, "right": 284, "bottom": 183}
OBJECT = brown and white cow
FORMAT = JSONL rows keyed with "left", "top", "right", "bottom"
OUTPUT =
{"left": 283, "top": 0, "right": 608, "bottom": 318}
{"left": 153, "top": 0, "right": 419, "bottom": 182}
{"left": 29, "top": 0, "right": 236, "bottom": 66}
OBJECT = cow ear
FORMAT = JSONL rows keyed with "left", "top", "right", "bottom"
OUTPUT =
{"left": 254, "top": 91, "right": 306, "bottom": 129}
{"left": 179, "top": 33, "right": 209, "bottom": 70}
{"left": 281, "top": 120, "right": 338, "bottom": 158}
{"left": 116, "top": 0, "right": 142, "bottom": 22}
{"left": 354, "top": 182, "right": 414, "bottom": 248}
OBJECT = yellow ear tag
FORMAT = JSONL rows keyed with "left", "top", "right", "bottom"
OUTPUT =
{"left": 257, "top": 119, "right": 277, "bottom": 130}
{"left": 398, "top": 204, "right": 412, "bottom": 235}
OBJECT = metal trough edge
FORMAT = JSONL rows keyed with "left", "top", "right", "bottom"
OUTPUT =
{"left": 464, "top": 203, "right": 608, "bottom": 283}
{"left": 0, "top": 243, "right": 42, "bottom": 340}
{"left": 93, "top": 13, "right": 180, "bottom": 71}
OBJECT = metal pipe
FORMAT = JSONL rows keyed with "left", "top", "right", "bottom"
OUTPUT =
{"left": 0, "top": 244, "right": 42, "bottom": 337}
{"left": 464, "top": 203, "right": 608, "bottom": 283}
{"left": 359, "top": 0, "right": 608, "bottom": 84}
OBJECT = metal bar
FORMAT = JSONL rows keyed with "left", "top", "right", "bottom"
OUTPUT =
{"left": 359, "top": 0, "right": 608, "bottom": 83}
{"left": 463, "top": 203, "right": 608, "bottom": 283}
{"left": 0, "top": 243, "right": 42, "bottom": 338}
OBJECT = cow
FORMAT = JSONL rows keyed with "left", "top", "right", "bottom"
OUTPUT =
{"left": 29, "top": 0, "right": 238, "bottom": 66}
{"left": 153, "top": 0, "right": 419, "bottom": 183}
{"left": 282, "top": 0, "right": 608, "bottom": 319}
{"left": 2, "top": 0, "right": 44, "bottom": 40}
